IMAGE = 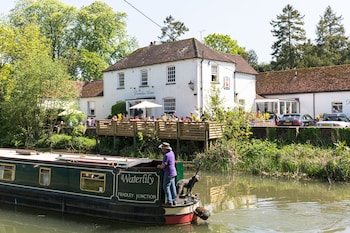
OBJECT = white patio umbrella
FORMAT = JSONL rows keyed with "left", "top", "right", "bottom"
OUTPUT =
{"left": 58, "top": 109, "right": 84, "bottom": 116}
{"left": 129, "top": 101, "right": 162, "bottom": 117}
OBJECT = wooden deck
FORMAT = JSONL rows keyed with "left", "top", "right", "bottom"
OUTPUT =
{"left": 96, "top": 120, "right": 224, "bottom": 149}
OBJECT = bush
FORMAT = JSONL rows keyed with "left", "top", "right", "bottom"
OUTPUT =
{"left": 49, "top": 134, "right": 72, "bottom": 149}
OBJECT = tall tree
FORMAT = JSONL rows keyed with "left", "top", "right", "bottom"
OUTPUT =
{"left": 315, "top": 6, "right": 348, "bottom": 66}
{"left": 8, "top": 0, "right": 76, "bottom": 60}
{"left": 8, "top": 0, "right": 137, "bottom": 81}
{"left": 203, "top": 34, "right": 246, "bottom": 56}
{"left": 0, "top": 23, "right": 76, "bottom": 147}
{"left": 159, "top": 15, "right": 189, "bottom": 42}
{"left": 270, "top": 4, "right": 306, "bottom": 70}
{"left": 246, "top": 49, "right": 259, "bottom": 70}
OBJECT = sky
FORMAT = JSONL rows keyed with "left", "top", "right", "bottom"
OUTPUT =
{"left": 1, "top": 0, "right": 350, "bottom": 63}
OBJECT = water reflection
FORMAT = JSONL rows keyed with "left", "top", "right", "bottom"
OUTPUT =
{"left": 1, "top": 172, "right": 350, "bottom": 232}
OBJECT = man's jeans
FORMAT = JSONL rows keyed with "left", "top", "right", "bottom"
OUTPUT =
{"left": 163, "top": 176, "right": 177, "bottom": 203}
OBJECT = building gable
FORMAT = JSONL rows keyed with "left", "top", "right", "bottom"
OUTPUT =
{"left": 104, "top": 38, "right": 257, "bottom": 75}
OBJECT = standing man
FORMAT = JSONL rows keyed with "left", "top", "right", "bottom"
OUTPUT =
{"left": 157, "top": 142, "right": 177, "bottom": 206}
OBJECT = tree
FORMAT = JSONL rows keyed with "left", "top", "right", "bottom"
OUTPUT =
{"left": 8, "top": 0, "right": 76, "bottom": 60}
{"left": 159, "top": 15, "right": 189, "bottom": 42}
{"left": 246, "top": 49, "right": 259, "bottom": 70}
{"left": 270, "top": 4, "right": 306, "bottom": 70}
{"left": 315, "top": 6, "right": 348, "bottom": 66}
{"left": 0, "top": 23, "right": 76, "bottom": 148}
{"left": 8, "top": 0, "right": 137, "bottom": 81}
{"left": 203, "top": 34, "right": 246, "bottom": 56}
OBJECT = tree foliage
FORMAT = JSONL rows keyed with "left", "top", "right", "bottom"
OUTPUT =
{"left": 7, "top": 0, "right": 137, "bottom": 81}
{"left": 204, "top": 33, "right": 246, "bottom": 56}
{"left": 0, "top": 23, "right": 76, "bottom": 148}
{"left": 270, "top": 4, "right": 306, "bottom": 70}
{"left": 315, "top": 6, "right": 348, "bottom": 66}
{"left": 159, "top": 15, "right": 189, "bottom": 42}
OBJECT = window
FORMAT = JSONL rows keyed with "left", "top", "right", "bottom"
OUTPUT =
{"left": 141, "top": 70, "right": 148, "bottom": 86}
{"left": 0, "top": 164, "right": 15, "bottom": 181}
{"left": 332, "top": 102, "right": 343, "bottom": 113}
{"left": 167, "top": 66, "right": 176, "bottom": 83}
{"left": 211, "top": 65, "right": 218, "bottom": 83}
{"left": 118, "top": 73, "right": 125, "bottom": 89}
{"left": 39, "top": 168, "right": 51, "bottom": 186}
{"left": 163, "top": 98, "right": 176, "bottom": 113}
{"left": 80, "top": 172, "right": 106, "bottom": 193}
{"left": 88, "top": 101, "right": 95, "bottom": 116}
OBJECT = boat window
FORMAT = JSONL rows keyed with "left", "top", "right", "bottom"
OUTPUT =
{"left": 39, "top": 168, "right": 51, "bottom": 186}
{"left": 80, "top": 172, "right": 106, "bottom": 193}
{"left": 0, "top": 163, "right": 16, "bottom": 181}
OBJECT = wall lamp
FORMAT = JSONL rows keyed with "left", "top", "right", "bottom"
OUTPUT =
{"left": 188, "top": 80, "right": 194, "bottom": 91}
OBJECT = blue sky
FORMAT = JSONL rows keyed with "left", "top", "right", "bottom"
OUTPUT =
{"left": 1, "top": 0, "right": 350, "bottom": 63}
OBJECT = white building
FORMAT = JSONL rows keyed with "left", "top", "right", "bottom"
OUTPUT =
{"left": 79, "top": 80, "right": 104, "bottom": 121}
{"left": 256, "top": 64, "right": 350, "bottom": 118}
{"left": 102, "top": 38, "right": 257, "bottom": 119}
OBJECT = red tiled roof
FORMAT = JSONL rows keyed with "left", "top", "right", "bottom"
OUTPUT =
{"left": 256, "top": 64, "right": 350, "bottom": 95}
{"left": 104, "top": 38, "right": 257, "bottom": 75}
{"left": 81, "top": 80, "right": 103, "bottom": 98}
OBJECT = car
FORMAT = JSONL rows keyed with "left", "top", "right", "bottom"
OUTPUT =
{"left": 276, "top": 113, "right": 316, "bottom": 126}
{"left": 322, "top": 113, "right": 349, "bottom": 122}
{"left": 316, "top": 113, "right": 350, "bottom": 128}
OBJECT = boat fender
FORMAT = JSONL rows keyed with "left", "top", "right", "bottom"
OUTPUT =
{"left": 194, "top": 206, "right": 210, "bottom": 220}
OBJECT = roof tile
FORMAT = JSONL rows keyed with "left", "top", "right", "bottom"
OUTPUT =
{"left": 256, "top": 64, "right": 350, "bottom": 95}
{"left": 104, "top": 38, "right": 257, "bottom": 75}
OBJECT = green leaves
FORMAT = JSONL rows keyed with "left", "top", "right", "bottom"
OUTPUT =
{"left": 7, "top": 0, "right": 137, "bottom": 81}
{"left": 159, "top": 15, "right": 189, "bottom": 43}
{"left": 204, "top": 33, "right": 246, "bottom": 56}
{"left": 270, "top": 4, "right": 306, "bottom": 70}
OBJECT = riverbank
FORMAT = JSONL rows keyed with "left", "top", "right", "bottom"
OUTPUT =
{"left": 194, "top": 139, "right": 350, "bottom": 183}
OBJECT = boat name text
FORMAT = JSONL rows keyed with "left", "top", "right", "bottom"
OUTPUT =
{"left": 120, "top": 173, "right": 155, "bottom": 186}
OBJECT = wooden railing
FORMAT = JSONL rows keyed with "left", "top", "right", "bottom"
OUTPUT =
{"left": 96, "top": 120, "right": 223, "bottom": 147}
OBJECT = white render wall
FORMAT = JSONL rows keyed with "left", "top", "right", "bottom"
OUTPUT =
{"left": 103, "top": 58, "right": 256, "bottom": 119}
{"left": 79, "top": 96, "right": 105, "bottom": 119}
{"left": 263, "top": 91, "right": 350, "bottom": 118}
{"left": 103, "top": 59, "right": 199, "bottom": 119}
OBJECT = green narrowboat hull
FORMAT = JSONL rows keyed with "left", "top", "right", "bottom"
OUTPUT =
{"left": 0, "top": 149, "right": 206, "bottom": 225}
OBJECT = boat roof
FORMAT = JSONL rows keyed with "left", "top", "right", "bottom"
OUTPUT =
{"left": 0, "top": 148, "right": 154, "bottom": 168}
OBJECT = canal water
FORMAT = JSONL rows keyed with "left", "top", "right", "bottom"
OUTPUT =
{"left": 1, "top": 172, "right": 350, "bottom": 233}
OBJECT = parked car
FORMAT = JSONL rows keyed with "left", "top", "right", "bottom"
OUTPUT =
{"left": 316, "top": 113, "right": 350, "bottom": 128}
{"left": 322, "top": 113, "right": 349, "bottom": 122}
{"left": 276, "top": 113, "right": 316, "bottom": 126}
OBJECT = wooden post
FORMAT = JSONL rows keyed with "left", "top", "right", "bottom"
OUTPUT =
{"left": 132, "top": 121, "right": 137, "bottom": 151}
{"left": 205, "top": 122, "right": 209, "bottom": 150}
{"left": 176, "top": 121, "right": 180, "bottom": 152}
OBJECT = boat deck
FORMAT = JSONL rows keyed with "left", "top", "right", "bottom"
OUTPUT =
{"left": 0, "top": 148, "right": 150, "bottom": 167}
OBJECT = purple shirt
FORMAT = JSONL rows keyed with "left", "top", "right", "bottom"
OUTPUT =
{"left": 162, "top": 150, "right": 177, "bottom": 178}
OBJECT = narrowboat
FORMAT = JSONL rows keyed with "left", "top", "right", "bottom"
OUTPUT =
{"left": 0, "top": 148, "right": 209, "bottom": 225}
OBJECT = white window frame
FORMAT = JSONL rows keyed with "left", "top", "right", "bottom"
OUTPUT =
{"left": 211, "top": 65, "right": 218, "bottom": 83}
{"left": 118, "top": 73, "right": 125, "bottom": 89}
{"left": 141, "top": 69, "right": 148, "bottom": 86}
{"left": 167, "top": 66, "right": 176, "bottom": 83}
{"left": 163, "top": 98, "right": 176, "bottom": 113}
{"left": 88, "top": 101, "right": 95, "bottom": 116}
